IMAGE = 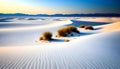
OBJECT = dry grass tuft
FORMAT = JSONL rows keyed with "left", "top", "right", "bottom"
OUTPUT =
{"left": 40, "top": 31, "right": 52, "bottom": 41}
{"left": 79, "top": 24, "right": 85, "bottom": 28}
{"left": 85, "top": 25, "right": 94, "bottom": 30}
{"left": 65, "top": 39, "right": 70, "bottom": 42}
{"left": 57, "top": 26, "right": 80, "bottom": 37}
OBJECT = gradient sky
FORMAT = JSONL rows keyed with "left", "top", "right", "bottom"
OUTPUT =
{"left": 0, "top": 0, "right": 120, "bottom": 14}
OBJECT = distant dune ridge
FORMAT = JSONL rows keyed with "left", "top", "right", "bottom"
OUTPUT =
{"left": 0, "top": 17, "right": 120, "bottom": 69}
{"left": 0, "top": 13, "right": 120, "bottom": 17}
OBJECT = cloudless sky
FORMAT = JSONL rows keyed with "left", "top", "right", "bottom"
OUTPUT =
{"left": 0, "top": 0, "right": 120, "bottom": 14}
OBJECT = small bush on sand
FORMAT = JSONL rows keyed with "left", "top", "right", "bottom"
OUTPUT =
{"left": 65, "top": 39, "right": 70, "bottom": 42}
{"left": 57, "top": 29, "right": 67, "bottom": 37}
{"left": 79, "top": 24, "right": 85, "bottom": 28}
{"left": 67, "top": 26, "right": 80, "bottom": 33}
{"left": 55, "top": 35, "right": 58, "bottom": 37}
{"left": 40, "top": 37, "right": 43, "bottom": 40}
{"left": 40, "top": 31, "right": 52, "bottom": 41}
{"left": 85, "top": 25, "right": 94, "bottom": 30}
{"left": 57, "top": 26, "right": 80, "bottom": 37}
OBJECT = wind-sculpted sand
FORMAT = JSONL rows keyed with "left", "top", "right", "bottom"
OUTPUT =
{"left": 0, "top": 20, "right": 72, "bottom": 32}
{"left": 0, "top": 17, "right": 120, "bottom": 69}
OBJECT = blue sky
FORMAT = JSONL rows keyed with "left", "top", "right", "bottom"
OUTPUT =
{"left": 0, "top": 0, "right": 120, "bottom": 14}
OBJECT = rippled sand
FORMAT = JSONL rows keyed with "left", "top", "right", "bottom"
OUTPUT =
{"left": 0, "top": 17, "right": 120, "bottom": 69}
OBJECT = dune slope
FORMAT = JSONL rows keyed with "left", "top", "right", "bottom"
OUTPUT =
{"left": 0, "top": 17, "right": 120, "bottom": 69}
{"left": 0, "top": 31, "right": 120, "bottom": 69}
{"left": 101, "top": 22, "right": 120, "bottom": 32}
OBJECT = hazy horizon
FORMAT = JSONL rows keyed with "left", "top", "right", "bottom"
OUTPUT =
{"left": 0, "top": 0, "right": 120, "bottom": 14}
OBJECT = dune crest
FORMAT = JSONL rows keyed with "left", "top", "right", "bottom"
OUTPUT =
{"left": 77, "top": 17, "right": 120, "bottom": 23}
{"left": 101, "top": 22, "right": 120, "bottom": 32}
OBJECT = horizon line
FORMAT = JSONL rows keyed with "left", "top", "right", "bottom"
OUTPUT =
{"left": 1, "top": 13, "right": 120, "bottom": 15}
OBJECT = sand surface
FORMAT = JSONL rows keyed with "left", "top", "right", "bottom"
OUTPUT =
{"left": 0, "top": 17, "right": 120, "bottom": 69}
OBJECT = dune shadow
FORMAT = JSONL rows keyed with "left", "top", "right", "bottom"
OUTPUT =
{"left": 0, "top": 23, "right": 42, "bottom": 28}
{"left": 94, "top": 27, "right": 102, "bottom": 30}
{"left": 69, "top": 32, "right": 95, "bottom": 37}
{"left": 0, "top": 18, "right": 13, "bottom": 22}
{"left": 80, "top": 32, "right": 95, "bottom": 36}
{"left": 27, "top": 18, "right": 38, "bottom": 20}
{"left": 67, "top": 20, "right": 109, "bottom": 27}
{"left": 53, "top": 19, "right": 63, "bottom": 21}
{"left": 0, "top": 19, "right": 10, "bottom": 22}
{"left": 40, "top": 18, "right": 46, "bottom": 20}
{"left": 51, "top": 39, "right": 65, "bottom": 42}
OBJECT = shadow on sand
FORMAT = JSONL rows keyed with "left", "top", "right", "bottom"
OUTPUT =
{"left": 51, "top": 32, "right": 95, "bottom": 42}
{"left": 67, "top": 20, "right": 109, "bottom": 27}
{"left": 51, "top": 39, "right": 66, "bottom": 42}
{"left": 80, "top": 32, "right": 95, "bottom": 36}
{"left": 0, "top": 18, "right": 14, "bottom": 22}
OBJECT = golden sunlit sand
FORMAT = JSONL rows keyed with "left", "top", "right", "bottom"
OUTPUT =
{"left": 101, "top": 22, "right": 120, "bottom": 32}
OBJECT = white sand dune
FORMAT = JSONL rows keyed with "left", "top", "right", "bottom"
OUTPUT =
{"left": 76, "top": 17, "right": 120, "bottom": 23}
{"left": 0, "top": 17, "right": 120, "bottom": 69}
{"left": 0, "top": 20, "right": 72, "bottom": 32}
{"left": 101, "top": 22, "right": 120, "bottom": 32}
{"left": 0, "top": 31, "right": 120, "bottom": 69}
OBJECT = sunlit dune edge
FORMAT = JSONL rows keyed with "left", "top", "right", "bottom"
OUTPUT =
{"left": 101, "top": 22, "right": 120, "bottom": 32}
{"left": 77, "top": 17, "right": 120, "bottom": 23}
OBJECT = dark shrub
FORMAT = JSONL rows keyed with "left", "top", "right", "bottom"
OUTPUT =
{"left": 65, "top": 39, "right": 70, "bottom": 42}
{"left": 40, "top": 37, "right": 43, "bottom": 40}
{"left": 67, "top": 26, "right": 80, "bottom": 33}
{"left": 55, "top": 35, "right": 58, "bottom": 37}
{"left": 85, "top": 25, "right": 94, "bottom": 30}
{"left": 79, "top": 24, "right": 85, "bottom": 28}
{"left": 57, "top": 26, "right": 80, "bottom": 37}
{"left": 57, "top": 29, "right": 67, "bottom": 37}
{"left": 40, "top": 31, "right": 52, "bottom": 41}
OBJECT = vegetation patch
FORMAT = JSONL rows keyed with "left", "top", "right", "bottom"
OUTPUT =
{"left": 57, "top": 26, "right": 80, "bottom": 37}
{"left": 40, "top": 31, "right": 52, "bottom": 41}
{"left": 79, "top": 24, "right": 85, "bottom": 28}
{"left": 85, "top": 25, "right": 94, "bottom": 30}
{"left": 64, "top": 39, "right": 70, "bottom": 42}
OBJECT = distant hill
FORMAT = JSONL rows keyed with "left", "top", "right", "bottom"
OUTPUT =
{"left": 0, "top": 13, "right": 120, "bottom": 17}
{"left": 0, "top": 13, "right": 28, "bottom": 16}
